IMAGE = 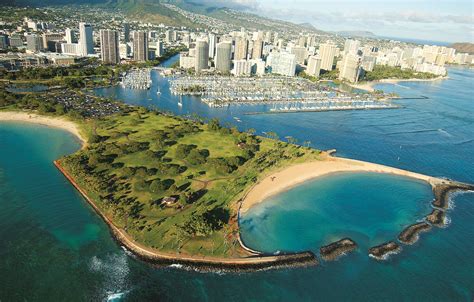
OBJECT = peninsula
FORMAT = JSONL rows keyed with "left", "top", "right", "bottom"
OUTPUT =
{"left": 2, "top": 105, "right": 473, "bottom": 270}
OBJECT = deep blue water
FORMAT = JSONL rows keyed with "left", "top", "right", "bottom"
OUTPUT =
{"left": 0, "top": 56, "right": 473, "bottom": 300}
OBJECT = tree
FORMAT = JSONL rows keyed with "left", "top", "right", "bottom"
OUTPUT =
{"left": 149, "top": 179, "right": 166, "bottom": 193}
{"left": 208, "top": 118, "right": 221, "bottom": 131}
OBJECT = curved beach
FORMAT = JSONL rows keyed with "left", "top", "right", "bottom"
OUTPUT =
{"left": 0, "top": 111, "right": 87, "bottom": 147}
{"left": 240, "top": 154, "right": 444, "bottom": 214}
{"left": 350, "top": 76, "right": 448, "bottom": 92}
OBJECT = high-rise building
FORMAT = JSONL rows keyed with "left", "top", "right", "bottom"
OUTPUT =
{"left": 344, "top": 39, "right": 360, "bottom": 55}
{"left": 61, "top": 43, "right": 80, "bottom": 55}
{"left": 252, "top": 39, "right": 263, "bottom": 59}
{"left": 307, "top": 56, "right": 322, "bottom": 77}
{"left": 132, "top": 31, "right": 148, "bottom": 62}
{"left": 208, "top": 33, "right": 216, "bottom": 59}
{"left": 339, "top": 54, "right": 361, "bottom": 83}
{"left": 267, "top": 52, "right": 297, "bottom": 76}
{"left": 123, "top": 23, "right": 130, "bottom": 43}
{"left": 165, "top": 30, "right": 174, "bottom": 43}
{"left": 9, "top": 35, "right": 23, "bottom": 48}
{"left": 215, "top": 42, "right": 232, "bottom": 73}
{"left": 298, "top": 36, "right": 306, "bottom": 47}
{"left": 232, "top": 59, "right": 252, "bottom": 76}
{"left": 156, "top": 40, "right": 164, "bottom": 57}
{"left": 319, "top": 42, "right": 337, "bottom": 71}
{"left": 234, "top": 37, "right": 248, "bottom": 60}
{"left": 100, "top": 30, "right": 120, "bottom": 64}
{"left": 26, "top": 34, "right": 43, "bottom": 52}
{"left": 290, "top": 46, "right": 308, "bottom": 64}
{"left": 180, "top": 52, "right": 195, "bottom": 69}
{"left": 195, "top": 39, "right": 209, "bottom": 73}
{"left": 65, "top": 28, "right": 76, "bottom": 44}
{"left": 119, "top": 43, "right": 131, "bottom": 59}
{"left": 42, "top": 33, "right": 63, "bottom": 50}
{"left": 0, "top": 34, "right": 9, "bottom": 49}
{"left": 361, "top": 56, "right": 376, "bottom": 72}
{"left": 79, "top": 22, "right": 94, "bottom": 55}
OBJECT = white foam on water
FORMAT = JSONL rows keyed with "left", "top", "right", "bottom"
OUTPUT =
{"left": 369, "top": 247, "right": 401, "bottom": 261}
{"left": 89, "top": 253, "right": 130, "bottom": 301}
{"left": 106, "top": 291, "right": 127, "bottom": 302}
{"left": 169, "top": 263, "right": 184, "bottom": 269}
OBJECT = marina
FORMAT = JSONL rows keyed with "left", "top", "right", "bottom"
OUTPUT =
{"left": 121, "top": 68, "right": 152, "bottom": 89}
{"left": 169, "top": 75, "right": 397, "bottom": 111}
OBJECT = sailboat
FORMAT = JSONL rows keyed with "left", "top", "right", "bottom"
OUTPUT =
{"left": 178, "top": 95, "right": 183, "bottom": 107}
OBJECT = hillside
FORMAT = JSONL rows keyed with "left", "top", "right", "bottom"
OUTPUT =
{"left": 4, "top": 0, "right": 323, "bottom": 33}
{"left": 451, "top": 42, "right": 474, "bottom": 54}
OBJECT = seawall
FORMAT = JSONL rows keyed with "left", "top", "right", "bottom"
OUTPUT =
{"left": 53, "top": 160, "right": 318, "bottom": 272}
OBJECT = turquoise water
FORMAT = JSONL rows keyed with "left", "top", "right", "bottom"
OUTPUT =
{"left": 0, "top": 62, "right": 473, "bottom": 301}
{"left": 240, "top": 173, "right": 434, "bottom": 254}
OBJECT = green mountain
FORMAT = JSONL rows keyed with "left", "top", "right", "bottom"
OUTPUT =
{"left": 4, "top": 0, "right": 323, "bottom": 33}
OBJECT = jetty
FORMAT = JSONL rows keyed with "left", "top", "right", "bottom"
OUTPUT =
{"left": 320, "top": 238, "right": 358, "bottom": 261}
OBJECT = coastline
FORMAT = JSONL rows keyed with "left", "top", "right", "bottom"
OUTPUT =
{"left": 239, "top": 154, "right": 443, "bottom": 214}
{"left": 3, "top": 110, "right": 473, "bottom": 269}
{"left": 53, "top": 160, "right": 318, "bottom": 272}
{"left": 0, "top": 111, "right": 87, "bottom": 148}
{"left": 349, "top": 76, "right": 449, "bottom": 92}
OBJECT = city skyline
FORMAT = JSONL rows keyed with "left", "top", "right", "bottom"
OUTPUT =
{"left": 223, "top": 0, "right": 473, "bottom": 43}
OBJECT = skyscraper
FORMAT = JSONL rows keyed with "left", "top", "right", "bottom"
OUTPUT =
{"left": 215, "top": 42, "right": 232, "bottom": 73}
{"left": 290, "top": 46, "right": 308, "bottom": 64}
{"left": 132, "top": 31, "right": 148, "bottom": 62}
{"left": 156, "top": 40, "right": 164, "bottom": 57}
{"left": 344, "top": 39, "right": 360, "bottom": 56}
{"left": 123, "top": 23, "right": 130, "bottom": 43}
{"left": 252, "top": 39, "right": 263, "bottom": 60}
{"left": 195, "top": 39, "right": 209, "bottom": 73}
{"left": 319, "top": 42, "right": 337, "bottom": 71}
{"left": 79, "top": 22, "right": 94, "bottom": 56}
{"left": 234, "top": 37, "right": 248, "bottom": 60}
{"left": 26, "top": 34, "right": 43, "bottom": 52}
{"left": 267, "top": 52, "right": 297, "bottom": 76}
{"left": 208, "top": 33, "right": 216, "bottom": 59}
{"left": 100, "top": 29, "right": 120, "bottom": 64}
{"left": 307, "top": 56, "right": 322, "bottom": 77}
{"left": 339, "top": 54, "right": 361, "bottom": 83}
{"left": 65, "top": 28, "right": 76, "bottom": 44}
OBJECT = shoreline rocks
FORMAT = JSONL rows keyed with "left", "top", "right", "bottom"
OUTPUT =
{"left": 398, "top": 222, "right": 432, "bottom": 245}
{"left": 368, "top": 241, "right": 401, "bottom": 260}
{"left": 425, "top": 209, "right": 446, "bottom": 227}
{"left": 54, "top": 160, "right": 319, "bottom": 272}
{"left": 432, "top": 183, "right": 474, "bottom": 209}
{"left": 320, "top": 238, "right": 358, "bottom": 261}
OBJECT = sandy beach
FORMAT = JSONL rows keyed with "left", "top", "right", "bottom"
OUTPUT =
{"left": 0, "top": 111, "right": 87, "bottom": 147}
{"left": 350, "top": 76, "right": 448, "bottom": 92}
{"left": 240, "top": 155, "right": 445, "bottom": 214}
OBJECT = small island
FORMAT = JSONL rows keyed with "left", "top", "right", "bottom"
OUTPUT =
{"left": 320, "top": 238, "right": 358, "bottom": 261}
{"left": 368, "top": 241, "right": 402, "bottom": 260}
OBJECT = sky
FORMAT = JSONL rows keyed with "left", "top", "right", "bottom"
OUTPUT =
{"left": 219, "top": 0, "right": 474, "bottom": 43}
